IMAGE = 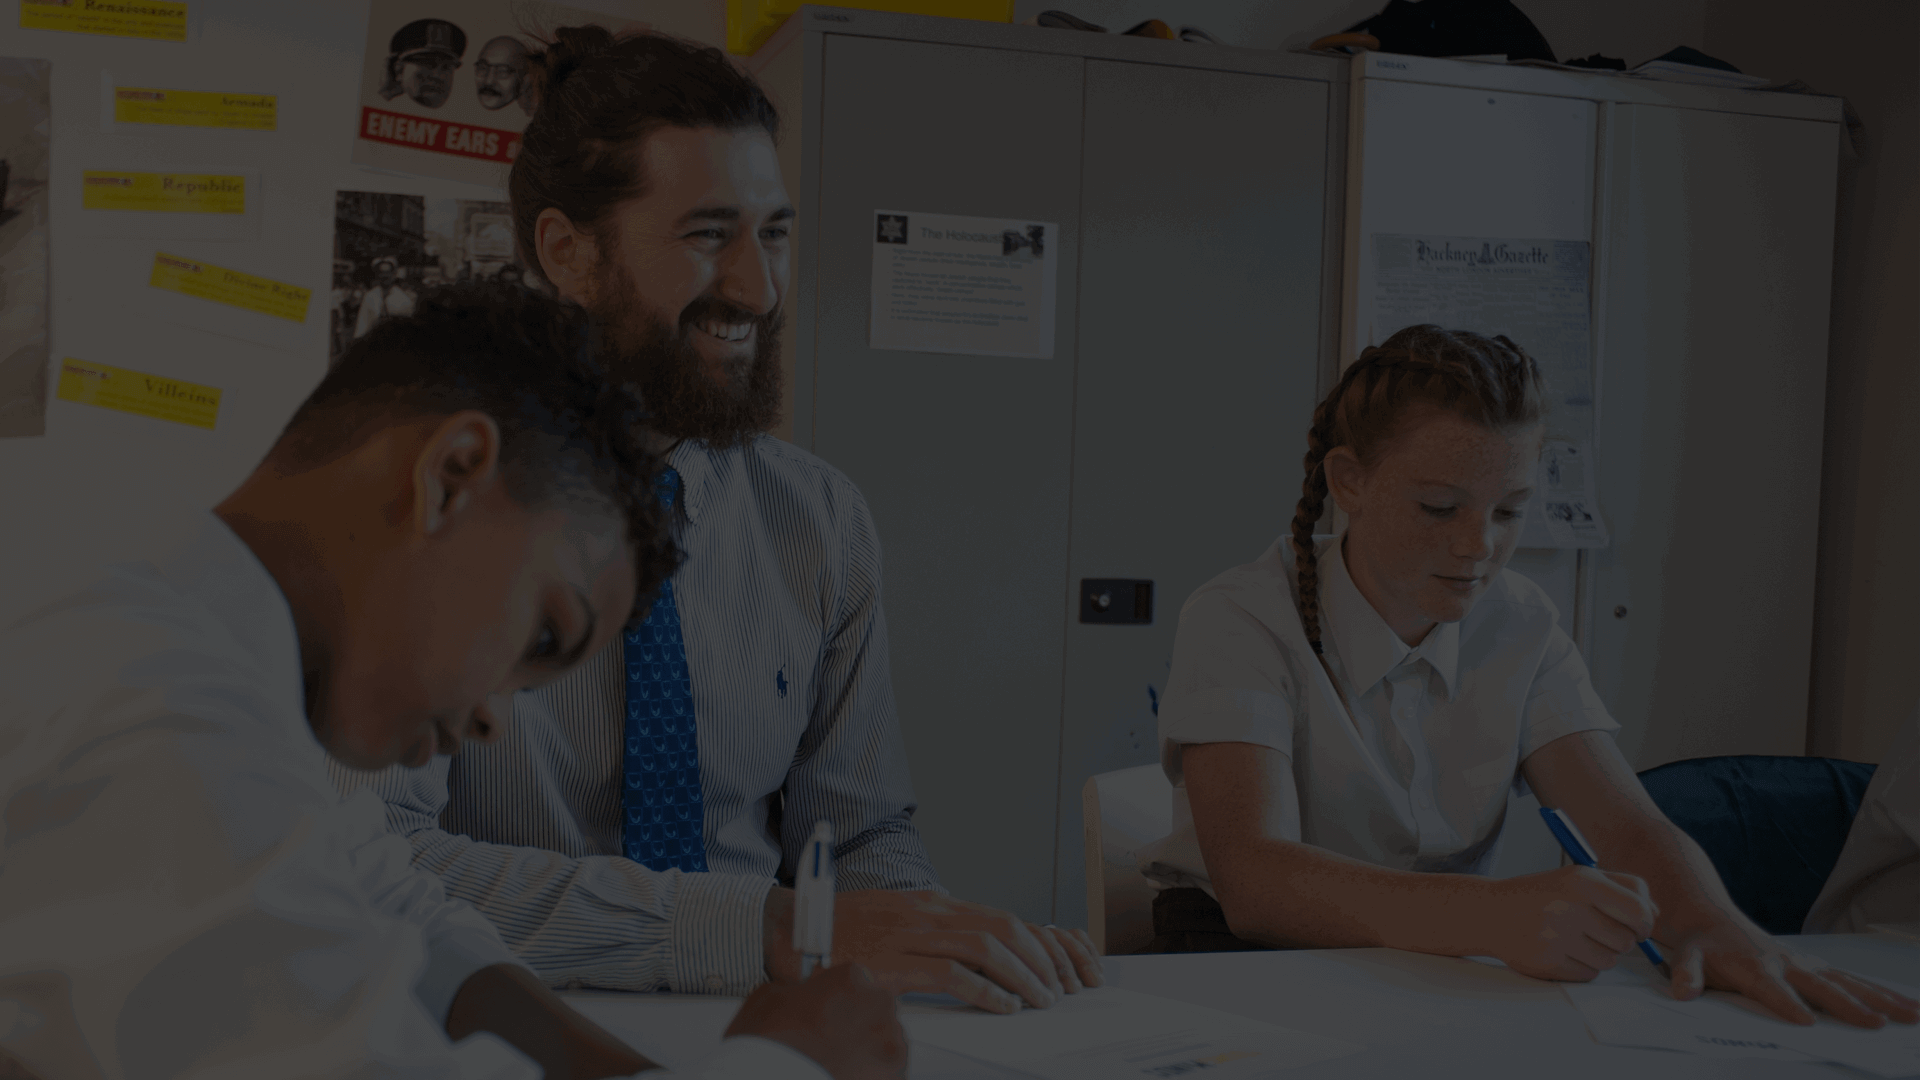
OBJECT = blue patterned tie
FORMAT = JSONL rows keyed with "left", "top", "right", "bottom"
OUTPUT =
{"left": 623, "top": 468, "right": 707, "bottom": 873}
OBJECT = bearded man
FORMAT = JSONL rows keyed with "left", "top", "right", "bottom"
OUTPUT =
{"left": 331, "top": 28, "right": 1104, "bottom": 1014}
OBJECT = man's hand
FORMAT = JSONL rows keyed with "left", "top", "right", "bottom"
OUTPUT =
{"left": 764, "top": 890, "right": 1103, "bottom": 1013}
{"left": 446, "top": 963, "right": 652, "bottom": 1079}
{"left": 726, "top": 963, "right": 908, "bottom": 1080}
{"left": 1662, "top": 918, "right": 1920, "bottom": 1028}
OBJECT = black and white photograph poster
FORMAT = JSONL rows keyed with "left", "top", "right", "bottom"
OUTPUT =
{"left": 869, "top": 209, "right": 1060, "bottom": 360}
{"left": 0, "top": 58, "right": 50, "bottom": 439}
{"left": 330, "top": 190, "right": 542, "bottom": 363}
{"left": 351, "top": 0, "right": 646, "bottom": 186}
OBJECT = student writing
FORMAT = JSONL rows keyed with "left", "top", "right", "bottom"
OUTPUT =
{"left": 1140, "top": 324, "right": 1917, "bottom": 1029}
{"left": 0, "top": 285, "right": 904, "bottom": 1080}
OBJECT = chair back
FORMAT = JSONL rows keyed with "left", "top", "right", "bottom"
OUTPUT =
{"left": 1082, "top": 764, "right": 1174, "bottom": 956}
{"left": 1636, "top": 755, "right": 1877, "bottom": 936}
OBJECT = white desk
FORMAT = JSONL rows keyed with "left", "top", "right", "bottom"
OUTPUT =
{"left": 562, "top": 932, "right": 1920, "bottom": 1079}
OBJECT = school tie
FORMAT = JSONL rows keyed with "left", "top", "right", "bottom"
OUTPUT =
{"left": 622, "top": 468, "right": 708, "bottom": 873}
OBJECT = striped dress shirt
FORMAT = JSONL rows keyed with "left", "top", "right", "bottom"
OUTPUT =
{"left": 329, "top": 436, "right": 940, "bottom": 996}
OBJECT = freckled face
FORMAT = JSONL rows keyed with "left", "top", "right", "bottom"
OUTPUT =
{"left": 1335, "top": 409, "right": 1541, "bottom": 643}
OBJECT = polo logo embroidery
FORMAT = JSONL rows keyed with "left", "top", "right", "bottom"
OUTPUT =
{"left": 776, "top": 666, "right": 788, "bottom": 698}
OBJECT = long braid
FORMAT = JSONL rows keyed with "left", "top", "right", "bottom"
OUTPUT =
{"left": 1292, "top": 387, "right": 1344, "bottom": 655}
{"left": 1293, "top": 325, "right": 1548, "bottom": 654}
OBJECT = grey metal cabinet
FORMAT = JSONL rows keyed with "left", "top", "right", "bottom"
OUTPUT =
{"left": 1589, "top": 104, "right": 1838, "bottom": 768}
{"left": 756, "top": 8, "right": 1345, "bottom": 923}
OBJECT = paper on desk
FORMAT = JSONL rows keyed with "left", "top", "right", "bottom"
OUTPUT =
{"left": 1562, "top": 967, "right": 1920, "bottom": 1077}
{"left": 901, "top": 986, "right": 1361, "bottom": 1080}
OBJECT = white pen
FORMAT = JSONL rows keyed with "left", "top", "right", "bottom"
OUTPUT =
{"left": 795, "top": 820, "right": 835, "bottom": 978}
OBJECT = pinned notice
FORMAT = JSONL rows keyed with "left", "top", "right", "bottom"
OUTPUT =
{"left": 1517, "top": 439, "right": 1608, "bottom": 549}
{"left": 56, "top": 358, "right": 220, "bottom": 429}
{"left": 83, "top": 171, "right": 244, "bottom": 214}
{"left": 870, "top": 209, "right": 1059, "bottom": 359}
{"left": 21, "top": 0, "right": 187, "bottom": 41}
{"left": 150, "top": 252, "right": 310, "bottom": 322}
{"left": 114, "top": 87, "right": 275, "bottom": 130}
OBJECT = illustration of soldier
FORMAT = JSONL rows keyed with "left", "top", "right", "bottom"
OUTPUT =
{"left": 379, "top": 18, "right": 466, "bottom": 109}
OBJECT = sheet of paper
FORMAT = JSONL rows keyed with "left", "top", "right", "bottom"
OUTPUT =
{"left": 1562, "top": 966, "right": 1920, "bottom": 1077}
{"left": 0, "top": 57, "right": 51, "bottom": 439}
{"left": 112, "top": 86, "right": 276, "bottom": 130}
{"left": 20, "top": 0, "right": 187, "bottom": 42}
{"left": 1364, "top": 233, "right": 1595, "bottom": 465}
{"left": 869, "top": 209, "right": 1059, "bottom": 360}
{"left": 564, "top": 992, "right": 1015, "bottom": 1079}
{"left": 72, "top": 168, "right": 260, "bottom": 241}
{"left": 349, "top": 0, "right": 647, "bottom": 187}
{"left": 150, "top": 252, "right": 311, "bottom": 323}
{"left": 1517, "top": 438, "right": 1609, "bottom": 549}
{"left": 55, "top": 357, "right": 221, "bottom": 430}
{"left": 901, "top": 987, "right": 1361, "bottom": 1080}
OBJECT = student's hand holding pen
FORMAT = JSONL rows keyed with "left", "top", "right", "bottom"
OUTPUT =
{"left": 1471, "top": 865, "right": 1662, "bottom": 982}
{"left": 763, "top": 889, "right": 1104, "bottom": 1014}
{"left": 728, "top": 963, "right": 908, "bottom": 1080}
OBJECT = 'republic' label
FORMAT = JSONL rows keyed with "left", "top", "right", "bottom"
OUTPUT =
{"left": 83, "top": 171, "right": 245, "bottom": 214}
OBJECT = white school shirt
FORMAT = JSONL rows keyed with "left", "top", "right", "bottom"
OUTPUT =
{"left": 329, "top": 435, "right": 936, "bottom": 996}
{"left": 0, "top": 511, "right": 823, "bottom": 1080}
{"left": 1802, "top": 699, "right": 1920, "bottom": 934}
{"left": 1140, "top": 534, "right": 1619, "bottom": 895}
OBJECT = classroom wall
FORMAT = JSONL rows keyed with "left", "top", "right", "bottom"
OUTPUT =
{"left": 2, "top": 0, "right": 1907, "bottom": 766}
{"left": 1698, "top": 0, "right": 1920, "bottom": 766}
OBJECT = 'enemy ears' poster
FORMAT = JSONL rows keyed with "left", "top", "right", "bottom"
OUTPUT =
{"left": 351, "top": 0, "right": 650, "bottom": 187}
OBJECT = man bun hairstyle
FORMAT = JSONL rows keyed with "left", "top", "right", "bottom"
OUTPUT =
{"left": 511, "top": 26, "right": 780, "bottom": 285}
{"left": 1292, "top": 324, "right": 1549, "bottom": 654}
{"left": 274, "top": 281, "right": 679, "bottom": 623}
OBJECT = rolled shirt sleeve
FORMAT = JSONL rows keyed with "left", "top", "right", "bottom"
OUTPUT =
{"left": 1158, "top": 588, "right": 1302, "bottom": 785}
{"left": 1516, "top": 621, "right": 1619, "bottom": 763}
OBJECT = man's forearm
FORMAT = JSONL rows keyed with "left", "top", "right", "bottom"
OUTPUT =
{"left": 447, "top": 963, "right": 654, "bottom": 1079}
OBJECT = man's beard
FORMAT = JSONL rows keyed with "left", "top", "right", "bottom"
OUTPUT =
{"left": 591, "top": 266, "right": 784, "bottom": 450}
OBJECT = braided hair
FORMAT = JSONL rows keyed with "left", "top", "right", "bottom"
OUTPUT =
{"left": 1291, "top": 325, "right": 1548, "bottom": 654}
{"left": 510, "top": 25, "right": 780, "bottom": 285}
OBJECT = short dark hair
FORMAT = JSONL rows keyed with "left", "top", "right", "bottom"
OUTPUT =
{"left": 510, "top": 26, "right": 780, "bottom": 284}
{"left": 273, "top": 282, "right": 678, "bottom": 621}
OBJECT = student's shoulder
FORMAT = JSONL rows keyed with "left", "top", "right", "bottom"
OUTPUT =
{"left": 1179, "top": 539, "right": 1309, "bottom": 641}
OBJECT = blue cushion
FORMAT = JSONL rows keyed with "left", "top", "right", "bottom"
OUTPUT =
{"left": 1636, "top": 756, "right": 1877, "bottom": 936}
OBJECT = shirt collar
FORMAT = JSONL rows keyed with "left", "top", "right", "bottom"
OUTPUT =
{"left": 1320, "top": 535, "right": 1460, "bottom": 700}
{"left": 666, "top": 439, "right": 712, "bottom": 525}
{"left": 156, "top": 511, "right": 308, "bottom": 726}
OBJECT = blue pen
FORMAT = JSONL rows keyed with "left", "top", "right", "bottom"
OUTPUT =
{"left": 1538, "top": 806, "right": 1672, "bottom": 979}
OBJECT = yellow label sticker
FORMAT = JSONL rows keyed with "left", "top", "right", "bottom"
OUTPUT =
{"left": 20, "top": 0, "right": 187, "bottom": 41}
{"left": 56, "top": 358, "right": 221, "bottom": 429}
{"left": 114, "top": 87, "right": 275, "bottom": 130}
{"left": 83, "top": 171, "right": 245, "bottom": 214}
{"left": 149, "top": 252, "right": 310, "bottom": 322}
